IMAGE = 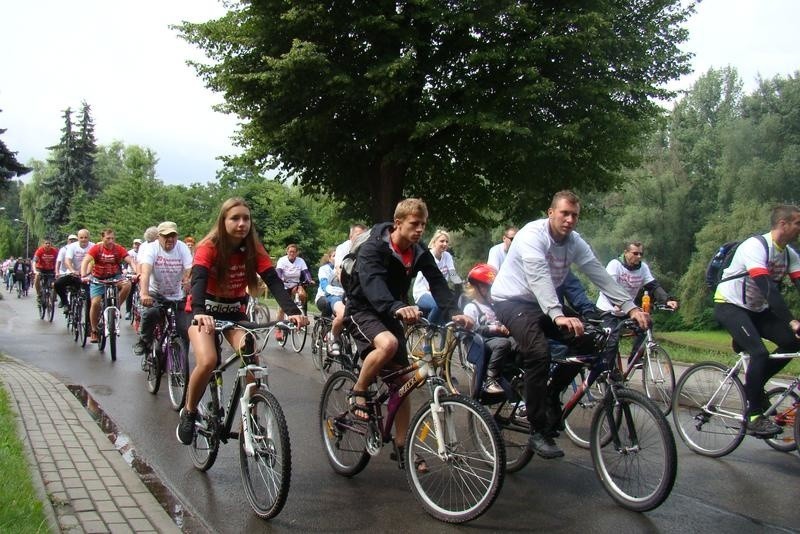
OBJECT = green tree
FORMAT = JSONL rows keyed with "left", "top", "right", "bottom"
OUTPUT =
{"left": 0, "top": 109, "right": 31, "bottom": 188}
{"left": 41, "top": 107, "right": 80, "bottom": 235}
{"left": 75, "top": 101, "right": 100, "bottom": 197}
{"left": 178, "top": 1, "right": 693, "bottom": 227}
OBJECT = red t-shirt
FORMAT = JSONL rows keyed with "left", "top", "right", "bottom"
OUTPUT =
{"left": 34, "top": 246, "right": 58, "bottom": 271}
{"left": 193, "top": 240, "right": 273, "bottom": 301}
{"left": 87, "top": 243, "right": 129, "bottom": 279}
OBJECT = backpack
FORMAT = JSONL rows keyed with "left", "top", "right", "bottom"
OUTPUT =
{"left": 704, "top": 234, "right": 768, "bottom": 290}
{"left": 338, "top": 229, "right": 373, "bottom": 294}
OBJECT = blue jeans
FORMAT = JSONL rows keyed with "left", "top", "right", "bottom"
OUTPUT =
{"left": 415, "top": 293, "right": 442, "bottom": 324}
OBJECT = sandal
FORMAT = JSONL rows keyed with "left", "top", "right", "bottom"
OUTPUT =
{"left": 348, "top": 390, "right": 373, "bottom": 422}
{"left": 390, "top": 444, "right": 430, "bottom": 474}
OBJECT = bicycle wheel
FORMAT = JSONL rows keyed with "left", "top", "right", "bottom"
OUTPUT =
{"left": 444, "top": 337, "right": 475, "bottom": 395}
{"left": 310, "top": 320, "right": 325, "bottom": 371}
{"left": 319, "top": 370, "right": 370, "bottom": 476}
{"left": 108, "top": 314, "right": 117, "bottom": 362}
{"left": 406, "top": 394, "right": 504, "bottom": 523}
{"left": 764, "top": 386, "right": 798, "bottom": 452}
{"left": 81, "top": 302, "right": 90, "bottom": 347}
{"left": 794, "top": 402, "right": 800, "bottom": 458}
{"left": 590, "top": 388, "right": 677, "bottom": 512}
{"left": 239, "top": 387, "right": 292, "bottom": 520}
{"left": 190, "top": 389, "right": 221, "bottom": 471}
{"left": 73, "top": 299, "right": 83, "bottom": 342}
{"left": 562, "top": 371, "right": 605, "bottom": 449}
{"left": 291, "top": 322, "right": 308, "bottom": 353}
{"left": 641, "top": 345, "right": 675, "bottom": 416}
{"left": 166, "top": 337, "right": 190, "bottom": 411}
{"left": 145, "top": 343, "right": 162, "bottom": 394}
{"left": 672, "top": 361, "right": 746, "bottom": 457}
{"left": 249, "top": 303, "right": 271, "bottom": 324}
{"left": 405, "top": 323, "right": 426, "bottom": 362}
{"left": 47, "top": 290, "right": 56, "bottom": 322}
{"left": 489, "top": 400, "right": 533, "bottom": 473}
{"left": 38, "top": 292, "right": 45, "bottom": 319}
{"left": 98, "top": 316, "right": 107, "bottom": 351}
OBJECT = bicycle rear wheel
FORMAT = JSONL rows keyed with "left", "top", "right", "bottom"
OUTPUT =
{"left": 239, "top": 387, "right": 292, "bottom": 520}
{"left": 290, "top": 322, "right": 307, "bottom": 353}
{"left": 145, "top": 343, "right": 162, "bottom": 394}
{"left": 319, "top": 370, "right": 370, "bottom": 476}
{"left": 590, "top": 389, "right": 677, "bottom": 512}
{"left": 489, "top": 400, "right": 532, "bottom": 473}
{"left": 310, "top": 319, "right": 325, "bottom": 371}
{"left": 764, "top": 386, "right": 798, "bottom": 452}
{"left": 562, "top": 371, "right": 605, "bottom": 449}
{"left": 672, "top": 361, "right": 746, "bottom": 457}
{"left": 641, "top": 345, "right": 675, "bottom": 416}
{"left": 166, "top": 337, "right": 190, "bottom": 411}
{"left": 406, "top": 394, "right": 504, "bottom": 523}
{"left": 190, "top": 390, "right": 221, "bottom": 471}
{"left": 249, "top": 303, "right": 271, "bottom": 324}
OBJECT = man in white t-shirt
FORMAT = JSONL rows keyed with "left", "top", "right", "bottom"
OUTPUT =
{"left": 487, "top": 226, "right": 517, "bottom": 269}
{"left": 54, "top": 234, "right": 78, "bottom": 307}
{"left": 714, "top": 205, "right": 800, "bottom": 437}
{"left": 55, "top": 229, "right": 94, "bottom": 307}
{"left": 133, "top": 221, "right": 193, "bottom": 356}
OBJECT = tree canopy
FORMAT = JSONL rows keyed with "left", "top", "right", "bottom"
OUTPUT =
{"left": 177, "top": 0, "right": 694, "bottom": 227}
{"left": 0, "top": 109, "right": 31, "bottom": 188}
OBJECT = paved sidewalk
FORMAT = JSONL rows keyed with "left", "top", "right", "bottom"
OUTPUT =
{"left": 0, "top": 356, "right": 180, "bottom": 534}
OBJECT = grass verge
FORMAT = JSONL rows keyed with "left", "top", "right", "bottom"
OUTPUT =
{"left": 0, "top": 362, "right": 50, "bottom": 533}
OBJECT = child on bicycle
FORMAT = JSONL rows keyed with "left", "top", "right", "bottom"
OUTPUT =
{"left": 462, "top": 263, "right": 517, "bottom": 395}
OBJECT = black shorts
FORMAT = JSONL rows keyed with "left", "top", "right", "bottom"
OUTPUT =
{"left": 348, "top": 309, "right": 409, "bottom": 366}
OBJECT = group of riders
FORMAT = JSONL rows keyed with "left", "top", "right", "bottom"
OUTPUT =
{"left": 6, "top": 191, "right": 799, "bottom": 456}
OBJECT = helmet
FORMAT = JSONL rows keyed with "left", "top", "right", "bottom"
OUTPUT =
{"left": 467, "top": 263, "right": 497, "bottom": 286}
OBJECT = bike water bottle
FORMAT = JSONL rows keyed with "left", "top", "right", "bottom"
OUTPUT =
{"left": 642, "top": 290, "right": 651, "bottom": 313}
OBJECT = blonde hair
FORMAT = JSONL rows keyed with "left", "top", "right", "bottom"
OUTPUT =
{"left": 428, "top": 229, "right": 450, "bottom": 249}
{"left": 394, "top": 198, "right": 428, "bottom": 221}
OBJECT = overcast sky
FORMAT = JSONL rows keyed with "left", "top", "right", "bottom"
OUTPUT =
{"left": 1, "top": 0, "right": 798, "bottom": 186}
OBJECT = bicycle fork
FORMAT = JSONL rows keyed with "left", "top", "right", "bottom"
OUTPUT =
{"left": 427, "top": 383, "right": 453, "bottom": 459}
{"left": 603, "top": 388, "right": 640, "bottom": 453}
{"left": 239, "top": 364, "right": 269, "bottom": 457}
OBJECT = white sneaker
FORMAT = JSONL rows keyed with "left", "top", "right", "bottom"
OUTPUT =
{"left": 325, "top": 332, "right": 341, "bottom": 356}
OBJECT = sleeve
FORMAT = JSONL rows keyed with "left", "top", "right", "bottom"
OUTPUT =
{"left": 190, "top": 265, "right": 210, "bottom": 314}
{"left": 318, "top": 265, "right": 331, "bottom": 293}
{"left": 487, "top": 244, "right": 501, "bottom": 269}
{"left": 520, "top": 234, "right": 563, "bottom": 320}
{"left": 139, "top": 243, "right": 157, "bottom": 266}
{"left": 740, "top": 236, "right": 770, "bottom": 277}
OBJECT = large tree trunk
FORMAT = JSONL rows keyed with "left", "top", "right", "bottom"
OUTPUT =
{"left": 369, "top": 158, "right": 406, "bottom": 223}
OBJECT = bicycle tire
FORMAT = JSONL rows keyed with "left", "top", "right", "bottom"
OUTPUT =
{"left": 310, "top": 320, "right": 325, "bottom": 372}
{"left": 167, "top": 337, "right": 190, "bottom": 411}
{"left": 490, "top": 400, "right": 533, "bottom": 473}
{"left": 145, "top": 343, "right": 162, "bottom": 394}
{"left": 239, "top": 387, "right": 292, "bottom": 520}
{"left": 278, "top": 326, "right": 289, "bottom": 348}
{"left": 38, "top": 293, "right": 45, "bottom": 319}
{"left": 47, "top": 289, "right": 56, "bottom": 322}
{"left": 291, "top": 323, "right": 307, "bottom": 353}
{"left": 319, "top": 370, "right": 370, "bottom": 476}
{"left": 590, "top": 388, "right": 677, "bottom": 512}
{"left": 190, "top": 390, "right": 221, "bottom": 471}
{"left": 764, "top": 386, "right": 798, "bottom": 452}
{"left": 562, "top": 371, "right": 605, "bottom": 449}
{"left": 641, "top": 344, "right": 675, "bottom": 416}
{"left": 406, "top": 394, "right": 504, "bottom": 523}
{"left": 794, "top": 402, "right": 800, "bottom": 458}
{"left": 109, "top": 314, "right": 117, "bottom": 362}
{"left": 672, "top": 361, "right": 746, "bottom": 457}
{"left": 444, "top": 337, "right": 475, "bottom": 396}
{"left": 73, "top": 299, "right": 83, "bottom": 342}
{"left": 249, "top": 303, "right": 271, "bottom": 325}
{"left": 81, "top": 302, "right": 90, "bottom": 347}
{"left": 98, "top": 316, "right": 107, "bottom": 351}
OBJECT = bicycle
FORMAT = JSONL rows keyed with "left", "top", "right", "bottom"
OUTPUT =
{"left": 406, "top": 321, "right": 474, "bottom": 395}
{"left": 189, "top": 319, "right": 293, "bottom": 519}
{"left": 276, "top": 286, "right": 308, "bottom": 353}
{"left": 672, "top": 350, "right": 800, "bottom": 458}
{"left": 246, "top": 294, "right": 271, "bottom": 324}
{"left": 310, "top": 313, "right": 359, "bottom": 380}
{"left": 470, "top": 314, "right": 678, "bottom": 512}
{"left": 91, "top": 277, "right": 125, "bottom": 362}
{"left": 319, "top": 318, "right": 504, "bottom": 524}
{"left": 129, "top": 286, "right": 142, "bottom": 332}
{"left": 37, "top": 272, "right": 57, "bottom": 322}
{"left": 143, "top": 300, "right": 190, "bottom": 411}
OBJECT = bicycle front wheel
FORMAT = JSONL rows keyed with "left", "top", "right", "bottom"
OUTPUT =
{"left": 145, "top": 343, "right": 162, "bottom": 394}
{"left": 406, "top": 394, "right": 505, "bottom": 524}
{"left": 38, "top": 293, "right": 45, "bottom": 319}
{"left": 191, "top": 392, "right": 221, "bottom": 471}
{"left": 310, "top": 320, "right": 324, "bottom": 371}
{"left": 239, "top": 387, "right": 292, "bottom": 520}
{"left": 291, "top": 323, "right": 307, "bottom": 353}
{"left": 444, "top": 337, "right": 475, "bottom": 395}
{"left": 249, "top": 303, "right": 271, "bottom": 324}
{"left": 672, "top": 361, "right": 746, "bottom": 457}
{"left": 764, "top": 386, "right": 798, "bottom": 452}
{"left": 319, "top": 370, "right": 370, "bottom": 476}
{"left": 641, "top": 345, "right": 675, "bottom": 416}
{"left": 47, "top": 290, "right": 56, "bottom": 322}
{"left": 591, "top": 388, "right": 677, "bottom": 512}
{"left": 166, "top": 338, "right": 190, "bottom": 411}
{"left": 108, "top": 314, "right": 117, "bottom": 362}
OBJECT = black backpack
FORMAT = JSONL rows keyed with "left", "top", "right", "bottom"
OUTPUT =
{"left": 705, "top": 234, "right": 768, "bottom": 290}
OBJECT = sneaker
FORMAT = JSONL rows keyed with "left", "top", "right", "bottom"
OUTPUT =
{"left": 515, "top": 402, "right": 527, "bottom": 420}
{"left": 176, "top": 409, "right": 197, "bottom": 445}
{"left": 275, "top": 329, "right": 284, "bottom": 343}
{"left": 528, "top": 431, "right": 564, "bottom": 459}
{"left": 90, "top": 330, "right": 99, "bottom": 343}
{"left": 484, "top": 378, "right": 504, "bottom": 395}
{"left": 124, "top": 312, "right": 132, "bottom": 321}
{"left": 325, "top": 332, "right": 341, "bottom": 356}
{"left": 746, "top": 416, "right": 782, "bottom": 438}
{"left": 133, "top": 340, "right": 149, "bottom": 356}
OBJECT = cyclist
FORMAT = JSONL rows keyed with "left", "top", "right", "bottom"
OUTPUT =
{"left": 314, "top": 247, "right": 346, "bottom": 355}
{"left": 133, "top": 221, "right": 193, "bottom": 356}
{"left": 125, "top": 238, "right": 143, "bottom": 320}
{"left": 32, "top": 237, "right": 58, "bottom": 303}
{"left": 491, "top": 190, "right": 649, "bottom": 459}
{"left": 274, "top": 243, "right": 312, "bottom": 342}
{"left": 412, "top": 229, "right": 461, "bottom": 324}
{"left": 334, "top": 224, "right": 368, "bottom": 273}
{"left": 54, "top": 234, "right": 78, "bottom": 307}
{"left": 12, "top": 256, "right": 29, "bottom": 296}
{"left": 177, "top": 197, "right": 308, "bottom": 445}
{"left": 56, "top": 229, "right": 94, "bottom": 309}
{"left": 487, "top": 225, "right": 518, "bottom": 269}
{"left": 80, "top": 229, "right": 135, "bottom": 343}
{"left": 713, "top": 204, "right": 800, "bottom": 437}
{"left": 346, "top": 198, "right": 473, "bottom": 469}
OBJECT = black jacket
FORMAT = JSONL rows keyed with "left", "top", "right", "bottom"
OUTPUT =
{"left": 346, "top": 222, "right": 455, "bottom": 319}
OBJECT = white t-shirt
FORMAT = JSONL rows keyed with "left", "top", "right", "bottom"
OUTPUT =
{"left": 65, "top": 241, "right": 95, "bottom": 273}
{"left": 413, "top": 250, "right": 457, "bottom": 302}
{"left": 715, "top": 232, "right": 800, "bottom": 312}
{"left": 56, "top": 247, "right": 69, "bottom": 275}
{"left": 487, "top": 242, "right": 507, "bottom": 270}
{"left": 276, "top": 255, "right": 309, "bottom": 288}
{"left": 138, "top": 240, "right": 193, "bottom": 300}
{"left": 596, "top": 259, "right": 656, "bottom": 313}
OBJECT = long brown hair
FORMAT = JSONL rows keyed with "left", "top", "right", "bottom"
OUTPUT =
{"left": 198, "top": 197, "right": 264, "bottom": 294}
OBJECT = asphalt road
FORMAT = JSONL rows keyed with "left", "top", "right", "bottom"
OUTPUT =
{"left": 1, "top": 291, "right": 798, "bottom": 533}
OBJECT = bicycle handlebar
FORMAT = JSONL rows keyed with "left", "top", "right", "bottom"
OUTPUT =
{"left": 191, "top": 318, "right": 297, "bottom": 332}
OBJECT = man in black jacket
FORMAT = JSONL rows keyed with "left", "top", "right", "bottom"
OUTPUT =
{"left": 346, "top": 198, "right": 472, "bottom": 465}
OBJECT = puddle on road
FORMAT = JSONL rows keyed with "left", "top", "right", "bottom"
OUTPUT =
{"left": 68, "top": 385, "right": 197, "bottom": 531}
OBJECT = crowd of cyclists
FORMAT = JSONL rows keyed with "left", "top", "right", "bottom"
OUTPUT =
{"left": 3, "top": 191, "right": 798, "bottom": 520}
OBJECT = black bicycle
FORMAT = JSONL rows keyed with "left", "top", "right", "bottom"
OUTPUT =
{"left": 143, "top": 300, "right": 190, "bottom": 411}
{"left": 310, "top": 314, "right": 359, "bottom": 380}
{"left": 37, "top": 273, "right": 56, "bottom": 322}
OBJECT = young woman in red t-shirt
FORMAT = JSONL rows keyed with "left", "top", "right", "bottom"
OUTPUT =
{"left": 177, "top": 197, "right": 308, "bottom": 445}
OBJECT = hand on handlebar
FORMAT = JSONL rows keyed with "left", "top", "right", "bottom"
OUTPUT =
{"left": 192, "top": 314, "right": 216, "bottom": 334}
{"left": 451, "top": 314, "right": 475, "bottom": 331}
{"left": 286, "top": 314, "right": 309, "bottom": 328}
{"left": 395, "top": 305, "right": 423, "bottom": 324}
{"left": 628, "top": 308, "right": 651, "bottom": 330}
{"left": 554, "top": 315, "right": 584, "bottom": 337}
